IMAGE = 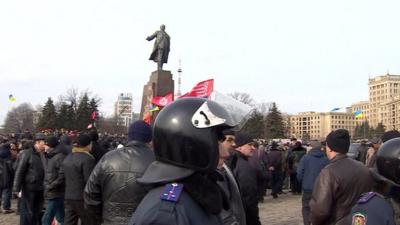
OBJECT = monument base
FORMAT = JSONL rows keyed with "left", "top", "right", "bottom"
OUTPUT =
{"left": 140, "top": 70, "right": 174, "bottom": 124}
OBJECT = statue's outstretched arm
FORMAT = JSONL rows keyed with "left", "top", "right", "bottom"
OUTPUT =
{"left": 146, "top": 32, "right": 157, "bottom": 41}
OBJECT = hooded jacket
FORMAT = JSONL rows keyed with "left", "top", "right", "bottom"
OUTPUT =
{"left": 296, "top": 148, "right": 328, "bottom": 193}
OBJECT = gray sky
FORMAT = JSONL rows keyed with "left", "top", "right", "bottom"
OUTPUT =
{"left": 1, "top": 0, "right": 400, "bottom": 124}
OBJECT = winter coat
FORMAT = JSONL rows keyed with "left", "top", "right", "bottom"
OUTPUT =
{"left": 90, "top": 141, "right": 108, "bottom": 165}
{"left": 44, "top": 145, "right": 67, "bottom": 199}
{"left": 217, "top": 164, "right": 246, "bottom": 225}
{"left": 0, "top": 148, "right": 14, "bottom": 189}
{"left": 296, "top": 148, "right": 328, "bottom": 193}
{"left": 84, "top": 141, "right": 155, "bottom": 225}
{"left": 266, "top": 148, "right": 283, "bottom": 172}
{"left": 62, "top": 147, "right": 95, "bottom": 200}
{"left": 310, "top": 154, "right": 373, "bottom": 225}
{"left": 227, "top": 151, "right": 258, "bottom": 210}
{"left": 13, "top": 147, "right": 45, "bottom": 192}
{"left": 287, "top": 146, "right": 306, "bottom": 173}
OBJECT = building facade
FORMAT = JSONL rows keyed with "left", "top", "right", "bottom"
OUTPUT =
{"left": 114, "top": 93, "right": 133, "bottom": 127}
{"left": 382, "top": 96, "right": 400, "bottom": 130}
{"left": 289, "top": 111, "right": 356, "bottom": 140}
{"left": 368, "top": 74, "right": 400, "bottom": 128}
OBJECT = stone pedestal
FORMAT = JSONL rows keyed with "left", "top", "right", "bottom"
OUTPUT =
{"left": 140, "top": 70, "right": 174, "bottom": 123}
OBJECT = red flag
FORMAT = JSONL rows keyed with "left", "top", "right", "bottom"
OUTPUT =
{"left": 143, "top": 112, "right": 152, "bottom": 125}
{"left": 187, "top": 79, "right": 214, "bottom": 98}
{"left": 91, "top": 111, "right": 97, "bottom": 120}
{"left": 151, "top": 92, "right": 174, "bottom": 107}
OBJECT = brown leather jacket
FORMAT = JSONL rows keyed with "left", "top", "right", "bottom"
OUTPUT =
{"left": 310, "top": 154, "right": 373, "bottom": 225}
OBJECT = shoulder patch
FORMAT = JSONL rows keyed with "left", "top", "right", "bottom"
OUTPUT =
{"left": 352, "top": 212, "right": 367, "bottom": 225}
{"left": 357, "top": 192, "right": 376, "bottom": 204}
{"left": 160, "top": 183, "right": 183, "bottom": 202}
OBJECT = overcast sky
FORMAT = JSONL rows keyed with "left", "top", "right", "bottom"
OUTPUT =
{"left": 1, "top": 0, "right": 400, "bottom": 124}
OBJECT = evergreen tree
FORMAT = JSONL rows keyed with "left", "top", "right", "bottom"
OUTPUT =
{"left": 354, "top": 121, "right": 373, "bottom": 139}
{"left": 372, "top": 122, "right": 386, "bottom": 138}
{"left": 240, "top": 110, "right": 264, "bottom": 138}
{"left": 65, "top": 103, "right": 76, "bottom": 130}
{"left": 37, "top": 98, "right": 57, "bottom": 130}
{"left": 76, "top": 93, "right": 91, "bottom": 130}
{"left": 56, "top": 102, "right": 76, "bottom": 130}
{"left": 264, "top": 102, "right": 285, "bottom": 139}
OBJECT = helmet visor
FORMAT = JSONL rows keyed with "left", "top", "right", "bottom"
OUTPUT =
{"left": 209, "top": 91, "right": 254, "bottom": 130}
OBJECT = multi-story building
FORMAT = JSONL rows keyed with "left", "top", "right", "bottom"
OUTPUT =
{"left": 289, "top": 111, "right": 356, "bottom": 140}
{"left": 368, "top": 74, "right": 400, "bottom": 128}
{"left": 114, "top": 93, "right": 133, "bottom": 127}
{"left": 382, "top": 96, "right": 400, "bottom": 130}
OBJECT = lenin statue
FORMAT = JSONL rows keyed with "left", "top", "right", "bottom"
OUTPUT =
{"left": 146, "top": 24, "right": 170, "bottom": 71}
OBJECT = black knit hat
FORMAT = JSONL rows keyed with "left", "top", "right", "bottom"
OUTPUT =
{"left": 76, "top": 134, "right": 91, "bottom": 147}
{"left": 235, "top": 132, "right": 254, "bottom": 148}
{"left": 326, "top": 129, "right": 350, "bottom": 154}
{"left": 128, "top": 120, "right": 152, "bottom": 143}
{"left": 45, "top": 136, "right": 59, "bottom": 148}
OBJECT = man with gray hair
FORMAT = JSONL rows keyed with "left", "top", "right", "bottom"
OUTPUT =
{"left": 296, "top": 140, "right": 328, "bottom": 225}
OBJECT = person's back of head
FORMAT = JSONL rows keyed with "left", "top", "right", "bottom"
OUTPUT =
{"left": 88, "top": 130, "right": 99, "bottom": 142}
{"left": 128, "top": 120, "right": 152, "bottom": 143}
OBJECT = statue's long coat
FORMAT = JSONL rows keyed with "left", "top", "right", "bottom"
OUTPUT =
{"left": 147, "top": 30, "right": 170, "bottom": 63}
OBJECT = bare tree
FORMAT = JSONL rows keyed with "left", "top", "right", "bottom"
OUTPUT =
{"left": 60, "top": 87, "right": 101, "bottom": 111}
{"left": 228, "top": 92, "right": 255, "bottom": 106}
{"left": 4, "top": 103, "right": 35, "bottom": 133}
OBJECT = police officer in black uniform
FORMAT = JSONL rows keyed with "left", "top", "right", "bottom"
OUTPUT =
{"left": 129, "top": 97, "right": 238, "bottom": 225}
{"left": 348, "top": 137, "right": 400, "bottom": 225}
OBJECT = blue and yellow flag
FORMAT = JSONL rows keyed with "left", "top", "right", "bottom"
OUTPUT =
{"left": 8, "top": 94, "right": 16, "bottom": 103}
{"left": 149, "top": 105, "right": 160, "bottom": 112}
{"left": 354, "top": 110, "right": 363, "bottom": 118}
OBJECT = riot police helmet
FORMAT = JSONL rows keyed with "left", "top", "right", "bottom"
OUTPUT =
{"left": 372, "top": 137, "right": 400, "bottom": 186}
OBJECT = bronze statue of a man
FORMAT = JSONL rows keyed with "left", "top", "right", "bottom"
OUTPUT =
{"left": 146, "top": 24, "right": 170, "bottom": 71}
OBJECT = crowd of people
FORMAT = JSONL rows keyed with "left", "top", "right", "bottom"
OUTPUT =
{"left": 0, "top": 97, "right": 399, "bottom": 225}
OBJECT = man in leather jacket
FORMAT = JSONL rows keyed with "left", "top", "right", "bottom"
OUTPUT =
{"left": 310, "top": 129, "right": 373, "bottom": 225}
{"left": 218, "top": 130, "right": 246, "bottom": 225}
{"left": 42, "top": 136, "right": 67, "bottom": 225}
{"left": 13, "top": 133, "right": 46, "bottom": 225}
{"left": 84, "top": 120, "right": 155, "bottom": 225}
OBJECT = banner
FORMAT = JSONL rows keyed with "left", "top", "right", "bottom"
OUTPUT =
{"left": 151, "top": 92, "right": 174, "bottom": 107}
{"left": 180, "top": 79, "right": 214, "bottom": 98}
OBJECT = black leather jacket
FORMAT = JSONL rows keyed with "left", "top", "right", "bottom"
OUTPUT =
{"left": 44, "top": 146, "right": 67, "bottom": 199}
{"left": 84, "top": 141, "right": 155, "bottom": 225}
{"left": 13, "top": 147, "right": 45, "bottom": 192}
